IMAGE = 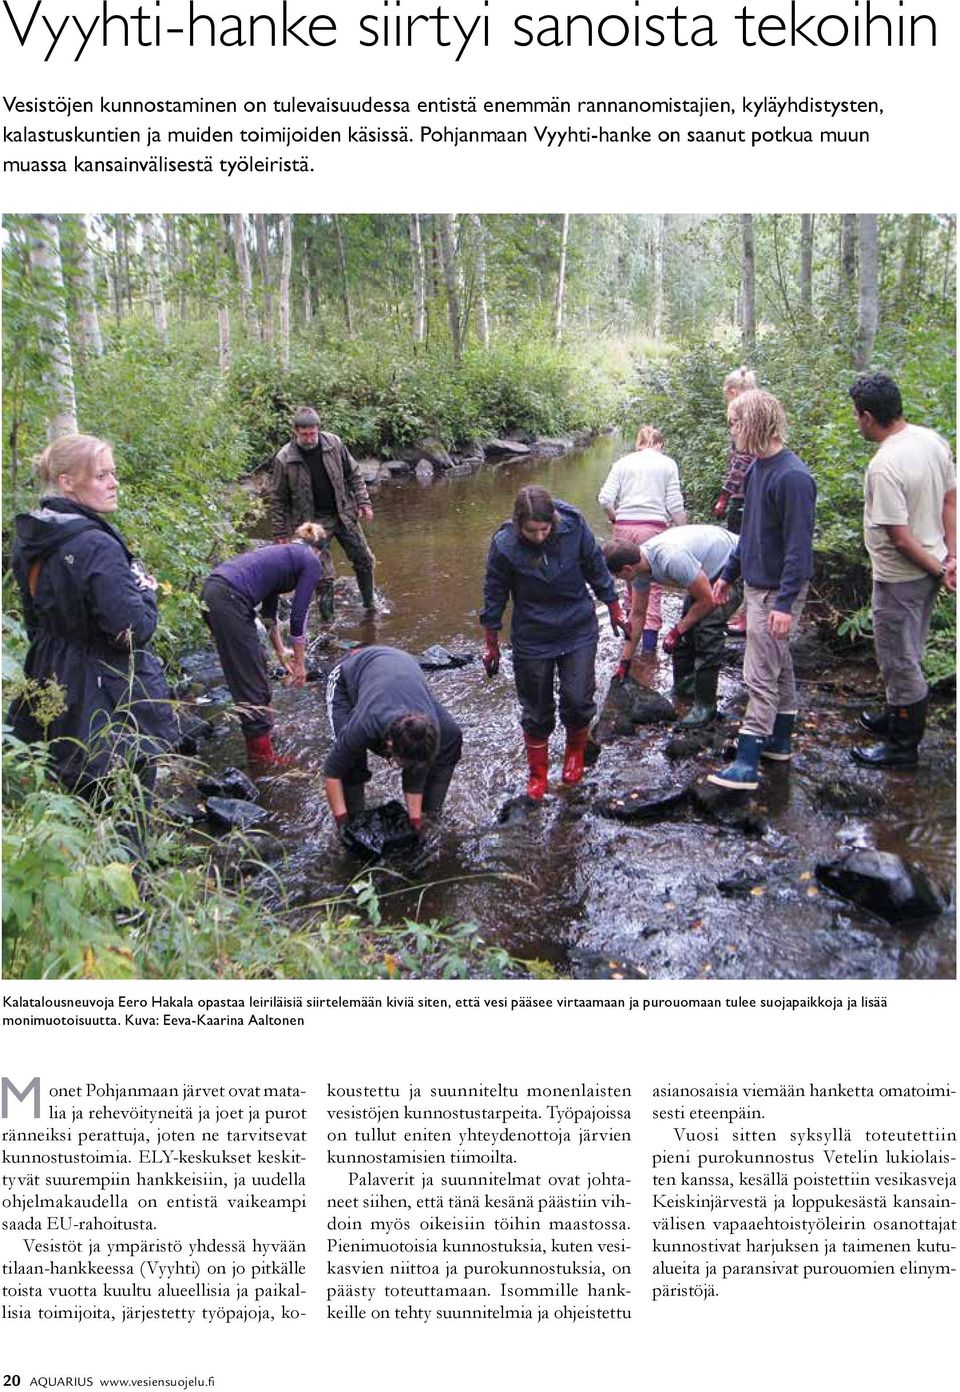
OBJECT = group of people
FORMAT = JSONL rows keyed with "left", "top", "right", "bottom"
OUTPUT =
{"left": 8, "top": 367, "right": 955, "bottom": 854}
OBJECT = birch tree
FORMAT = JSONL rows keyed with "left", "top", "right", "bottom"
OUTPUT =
{"left": 799, "top": 214, "right": 815, "bottom": 312}
{"left": 854, "top": 214, "right": 879, "bottom": 369}
{"left": 409, "top": 214, "right": 426, "bottom": 344}
{"left": 554, "top": 213, "right": 570, "bottom": 343}
{"left": 75, "top": 214, "right": 104, "bottom": 358}
{"left": 333, "top": 215, "right": 354, "bottom": 336}
{"left": 279, "top": 215, "right": 292, "bottom": 372}
{"left": 231, "top": 214, "right": 258, "bottom": 337}
{"left": 29, "top": 215, "right": 78, "bottom": 439}
{"left": 740, "top": 214, "right": 756, "bottom": 357}
{"left": 437, "top": 214, "right": 463, "bottom": 363}
{"left": 255, "top": 214, "right": 274, "bottom": 343}
{"left": 469, "top": 214, "right": 490, "bottom": 349}
{"left": 140, "top": 214, "right": 168, "bottom": 339}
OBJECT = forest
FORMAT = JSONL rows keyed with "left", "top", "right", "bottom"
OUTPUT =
{"left": 2, "top": 212, "right": 956, "bottom": 980}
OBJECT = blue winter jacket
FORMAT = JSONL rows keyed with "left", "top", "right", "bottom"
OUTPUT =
{"left": 9, "top": 497, "right": 176, "bottom": 788}
{"left": 480, "top": 500, "right": 617, "bottom": 659}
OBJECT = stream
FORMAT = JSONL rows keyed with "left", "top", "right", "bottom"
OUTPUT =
{"left": 184, "top": 435, "right": 956, "bottom": 981}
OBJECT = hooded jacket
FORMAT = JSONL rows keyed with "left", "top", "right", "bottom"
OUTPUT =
{"left": 480, "top": 500, "right": 617, "bottom": 660}
{"left": 270, "top": 431, "right": 372, "bottom": 539}
{"left": 9, "top": 497, "right": 176, "bottom": 787}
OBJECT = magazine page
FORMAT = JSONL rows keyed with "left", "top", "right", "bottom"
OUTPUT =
{"left": 1, "top": 3, "right": 956, "bottom": 1389}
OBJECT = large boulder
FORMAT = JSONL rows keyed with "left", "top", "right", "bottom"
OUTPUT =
{"left": 203, "top": 797, "right": 272, "bottom": 832}
{"left": 198, "top": 767, "right": 259, "bottom": 802}
{"left": 403, "top": 437, "right": 455, "bottom": 471}
{"left": 341, "top": 801, "right": 419, "bottom": 860}
{"left": 484, "top": 438, "right": 531, "bottom": 457}
{"left": 815, "top": 849, "right": 946, "bottom": 924}
{"left": 593, "top": 676, "right": 675, "bottom": 744}
{"left": 529, "top": 437, "right": 571, "bottom": 457}
{"left": 595, "top": 783, "right": 690, "bottom": 822}
{"left": 355, "top": 457, "right": 384, "bottom": 486}
{"left": 417, "top": 645, "right": 474, "bottom": 672}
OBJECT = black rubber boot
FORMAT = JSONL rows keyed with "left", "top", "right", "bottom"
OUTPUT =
{"left": 852, "top": 696, "right": 927, "bottom": 768}
{"left": 677, "top": 667, "right": 718, "bottom": 728}
{"left": 671, "top": 653, "right": 696, "bottom": 703}
{"left": 357, "top": 567, "right": 377, "bottom": 611}
{"left": 859, "top": 706, "right": 891, "bottom": 735}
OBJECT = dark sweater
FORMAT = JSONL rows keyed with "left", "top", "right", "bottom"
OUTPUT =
{"left": 324, "top": 646, "right": 462, "bottom": 794}
{"left": 212, "top": 542, "right": 326, "bottom": 639}
{"left": 721, "top": 448, "right": 816, "bottom": 612}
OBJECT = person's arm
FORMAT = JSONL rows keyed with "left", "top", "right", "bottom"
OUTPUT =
{"left": 324, "top": 777, "right": 349, "bottom": 826}
{"left": 282, "top": 550, "right": 322, "bottom": 684}
{"left": 885, "top": 523, "right": 952, "bottom": 577}
{"left": 678, "top": 571, "right": 716, "bottom": 631}
{"left": 665, "top": 459, "right": 686, "bottom": 526}
{"left": 480, "top": 537, "right": 511, "bottom": 634}
{"left": 341, "top": 438, "right": 373, "bottom": 520}
{"left": 773, "top": 473, "right": 816, "bottom": 617}
{"left": 615, "top": 586, "right": 648, "bottom": 677}
{"left": 84, "top": 534, "right": 161, "bottom": 650}
{"left": 714, "top": 539, "right": 741, "bottom": 601}
{"left": 580, "top": 519, "right": 618, "bottom": 605}
{"left": 597, "top": 463, "right": 621, "bottom": 523}
{"left": 270, "top": 453, "right": 290, "bottom": 541}
{"left": 941, "top": 487, "right": 956, "bottom": 591}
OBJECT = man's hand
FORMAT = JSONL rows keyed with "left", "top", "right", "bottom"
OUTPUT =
{"left": 713, "top": 493, "right": 729, "bottom": 519}
{"left": 662, "top": 624, "right": 682, "bottom": 655}
{"left": 608, "top": 600, "right": 628, "bottom": 637}
{"left": 712, "top": 578, "right": 730, "bottom": 605}
{"left": 942, "top": 558, "right": 957, "bottom": 593}
{"left": 359, "top": 506, "right": 374, "bottom": 522}
{"left": 482, "top": 630, "right": 500, "bottom": 677}
{"left": 768, "top": 610, "right": 792, "bottom": 640}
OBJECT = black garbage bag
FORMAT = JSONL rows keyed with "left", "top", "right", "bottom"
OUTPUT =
{"left": 341, "top": 800, "right": 419, "bottom": 859}
{"left": 417, "top": 645, "right": 475, "bottom": 671}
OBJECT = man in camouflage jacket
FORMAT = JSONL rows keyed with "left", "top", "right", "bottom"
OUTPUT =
{"left": 271, "top": 406, "right": 377, "bottom": 611}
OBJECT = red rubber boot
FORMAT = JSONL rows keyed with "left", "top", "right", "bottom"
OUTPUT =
{"left": 523, "top": 734, "right": 549, "bottom": 800}
{"left": 561, "top": 727, "right": 590, "bottom": 786}
{"left": 245, "top": 731, "right": 294, "bottom": 768}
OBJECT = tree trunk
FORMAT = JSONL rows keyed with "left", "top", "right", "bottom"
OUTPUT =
{"left": 255, "top": 213, "right": 274, "bottom": 342}
{"left": 840, "top": 213, "right": 857, "bottom": 292}
{"left": 177, "top": 218, "right": 190, "bottom": 322}
{"left": 799, "top": 214, "right": 815, "bottom": 312}
{"left": 29, "top": 215, "right": 78, "bottom": 439}
{"left": 300, "top": 250, "right": 313, "bottom": 325}
{"left": 469, "top": 214, "right": 490, "bottom": 349}
{"left": 231, "top": 214, "right": 258, "bottom": 337}
{"left": 140, "top": 214, "right": 168, "bottom": 339}
{"left": 217, "top": 215, "right": 232, "bottom": 375}
{"left": 112, "top": 217, "right": 124, "bottom": 321}
{"left": 653, "top": 214, "right": 667, "bottom": 338}
{"left": 76, "top": 214, "right": 104, "bottom": 358}
{"left": 333, "top": 215, "right": 354, "bottom": 336}
{"left": 279, "top": 215, "right": 293, "bottom": 373}
{"left": 896, "top": 213, "right": 924, "bottom": 312}
{"left": 854, "top": 214, "right": 879, "bottom": 370}
{"left": 554, "top": 213, "right": 570, "bottom": 344}
{"left": 437, "top": 214, "right": 463, "bottom": 363}
{"left": 740, "top": 214, "right": 756, "bottom": 357}
{"left": 409, "top": 214, "right": 426, "bottom": 343}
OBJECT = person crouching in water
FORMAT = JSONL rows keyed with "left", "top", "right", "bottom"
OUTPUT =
{"left": 708, "top": 390, "right": 816, "bottom": 791}
{"left": 201, "top": 523, "right": 334, "bottom": 768}
{"left": 602, "top": 524, "right": 741, "bottom": 726}
{"left": 323, "top": 646, "right": 463, "bottom": 833}
{"left": 481, "top": 485, "right": 626, "bottom": 797}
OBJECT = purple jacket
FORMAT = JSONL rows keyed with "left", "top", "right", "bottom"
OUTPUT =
{"left": 211, "top": 542, "right": 328, "bottom": 639}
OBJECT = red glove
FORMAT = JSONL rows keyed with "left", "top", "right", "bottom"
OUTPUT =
{"left": 410, "top": 815, "right": 422, "bottom": 833}
{"left": 482, "top": 630, "right": 500, "bottom": 677}
{"left": 334, "top": 811, "right": 349, "bottom": 828}
{"left": 614, "top": 660, "right": 630, "bottom": 683}
{"left": 608, "top": 601, "right": 628, "bottom": 637}
{"left": 662, "top": 625, "right": 682, "bottom": 654}
{"left": 713, "top": 494, "right": 728, "bottom": 519}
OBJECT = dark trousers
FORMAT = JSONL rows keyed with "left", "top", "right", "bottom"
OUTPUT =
{"left": 328, "top": 669, "right": 463, "bottom": 815}
{"left": 513, "top": 643, "right": 597, "bottom": 739}
{"left": 201, "top": 576, "right": 273, "bottom": 737}
{"left": 671, "top": 585, "right": 742, "bottom": 683}
{"left": 316, "top": 512, "right": 375, "bottom": 601}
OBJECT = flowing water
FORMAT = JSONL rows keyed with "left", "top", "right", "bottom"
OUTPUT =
{"left": 193, "top": 437, "right": 956, "bottom": 980}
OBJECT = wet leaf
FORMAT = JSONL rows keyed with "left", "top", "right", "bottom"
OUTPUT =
{"left": 749, "top": 886, "right": 765, "bottom": 896}
{"left": 384, "top": 953, "right": 398, "bottom": 978}
{"left": 806, "top": 886, "right": 820, "bottom": 897}
{"left": 799, "top": 870, "right": 813, "bottom": 881}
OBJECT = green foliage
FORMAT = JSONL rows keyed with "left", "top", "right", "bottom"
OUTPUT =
{"left": 224, "top": 334, "right": 630, "bottom": 462}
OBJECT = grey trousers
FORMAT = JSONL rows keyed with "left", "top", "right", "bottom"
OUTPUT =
{"left": 872, "top": 574, "right": 939, "bottom": 705}
{"left": 740, "top": 584, "right": 808, "bottom": 738}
